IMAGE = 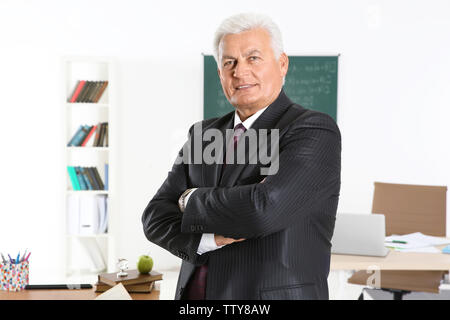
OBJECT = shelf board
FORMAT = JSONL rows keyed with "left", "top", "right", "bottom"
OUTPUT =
{"left": 67, "top": 190, "right": 108, "bottom": 195}
{"left": 66, "top": 146, "right": 109, "bottom": 151}
{"left": 66, "top": 102, "right": 109, "bottom": 108}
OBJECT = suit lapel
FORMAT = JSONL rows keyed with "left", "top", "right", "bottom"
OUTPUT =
{"left": 219, "top": 89, "right": 294, "bottom": 187}
{"left": 201, "top": 113, "right": 234, "bottom": 187}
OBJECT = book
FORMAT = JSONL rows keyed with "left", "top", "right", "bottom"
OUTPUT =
{"left": 82, "top": 81, "right": 95, "bottom": 102}
{"left": 70, "top": 125, "right": 91, "bottom": 146}
{"left": 81, "top": 167, "right": 94, "bottom": 190}
{"left": 69, "top": 80, "right": 86, "bottom": 103}
{"left": 87, "top": 167, "right": 99, "bottom": 190}
{"left": 83, "top": 167, "right": 96, "bottom": 190}
{"left": 76, "top": 81, "right": 91, "bottom": 102}
{"left": 104, "top": 163, "right": 109, "bottom": 191}
{"left": 67, "top": 125, "right": 83, "bottom": 146}
{"left": 90, "top": 81, "right": 102, "bottom": 102}
{"left": 81, "top": 125, "right": 97, "bottom": 147}
{"left": 67, "top": 166, "right": 80, "bottom": 190}
{"left": 83, "top": 81, "right": 96, "bottom": 102}
{"left": 86, "top": 167, "right": 99, "bottom": 190}
{"left": 91, "top": 167, "right": 104, "bottom": 190}
{"left": 92, "top": 167, "right": 105, "bottom": 190}
{"left": 98, "top": 122, "right": 106, "bottom": 147}
{"left": 87, "top": 81, "right": 99, "bottom": 103}
{"left": 95, "top": 281, "right": 154, "bottom": 293}
{"left": 93, "top": 81, "right": 108, "bottom": 103}
{"left": 74, "top": 166, "right": 88, "bottom": 190}
{"left": 98, "top": 269, "right": 163, "bottom": 287}
{"left": 105, "top": 123, "right": 108, "bottom": 147}
{"left": 68, "top": 80, "right": 80, "bottom": 102}
{"left": 96, "top": 195, "right": 108, "bottom": 233}
{"left": 93, "top": 122, "right": 101, "bottom": 146}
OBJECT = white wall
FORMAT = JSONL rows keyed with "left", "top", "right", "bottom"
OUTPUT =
{"left": 1, "top": 0, "right": 449, "bottom": 288}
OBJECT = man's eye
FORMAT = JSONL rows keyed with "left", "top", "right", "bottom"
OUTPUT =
{"left": 223, "top": 61, "right": 233, "bottom": 67}
{"left": 249, "top": 56, "right": 259, "bottom": 61}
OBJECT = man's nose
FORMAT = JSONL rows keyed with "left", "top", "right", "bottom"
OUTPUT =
{"left": 233, "top": 60, "right": 250, "bottom": 78}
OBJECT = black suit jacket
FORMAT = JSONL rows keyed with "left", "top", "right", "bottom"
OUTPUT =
{"left": 142, "top": 90, "right": 341, "bottom": 300}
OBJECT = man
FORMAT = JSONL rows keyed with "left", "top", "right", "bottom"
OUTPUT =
{"left": 142, "top": 13, "right": 341, "bottom": 300}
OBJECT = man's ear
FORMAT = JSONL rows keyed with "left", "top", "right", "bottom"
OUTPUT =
{"left": 279, "top": 53, "right": 289, "bottom": 77}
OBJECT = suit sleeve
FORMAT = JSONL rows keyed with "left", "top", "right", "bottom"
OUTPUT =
{"left": 181, "top": 113, "right": 341, "bottom": 239}
{"left": 141, "top": 126, "right": 207, "bottom": 265}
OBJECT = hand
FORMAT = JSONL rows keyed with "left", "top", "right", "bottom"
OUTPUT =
{"left": 214, "top": 234, "right": 245, "bottom": 246}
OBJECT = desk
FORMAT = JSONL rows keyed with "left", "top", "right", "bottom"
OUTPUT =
{"left": 0, "top": 288, "right": 160, "bottom": 300}
{"left": 330, "top": 244, "right": 450, "bottom": 270}
{"left": 330, "top": 244, "right": 450, "bottom": 296}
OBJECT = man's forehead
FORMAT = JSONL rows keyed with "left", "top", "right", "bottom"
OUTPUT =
{"left": 219, "top": 28, "right": 272, "bottom": 57}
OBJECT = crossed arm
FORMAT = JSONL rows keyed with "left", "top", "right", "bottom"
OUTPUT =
{"left": 142, "top": 113, "right": 341, "bottom": 263}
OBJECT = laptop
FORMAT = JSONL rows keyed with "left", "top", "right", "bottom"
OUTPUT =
{"left": 331, "top": 213, "right": 390, "bottom": 257}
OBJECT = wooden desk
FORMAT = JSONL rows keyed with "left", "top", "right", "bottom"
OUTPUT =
{"left": 0, "top": 288, "right": 160, "bottom": 300}
{"left": 331, "top": 244, "right": 450, "bottom": 295}
{"left": 331, "top": 244, "right": 450, "bottom": 271}
{"left": 347, "top": 270, "right": 445, "bottom": 293}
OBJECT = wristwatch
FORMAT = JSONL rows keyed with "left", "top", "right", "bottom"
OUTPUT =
{"left": 178, "top": 188, "right": 194, "bottom": 213}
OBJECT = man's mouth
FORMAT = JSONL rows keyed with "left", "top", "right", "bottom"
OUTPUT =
{"left": 235, "top": 84, "right": 256, "bottom": 90}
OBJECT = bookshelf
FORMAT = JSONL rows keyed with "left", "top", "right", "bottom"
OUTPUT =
{"left": 62, "top": 56, "right": 116, "bottom": 283}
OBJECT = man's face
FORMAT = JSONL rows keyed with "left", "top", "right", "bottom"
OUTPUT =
{"left": 218, "top": 28, "right": 288, "bottom": 114}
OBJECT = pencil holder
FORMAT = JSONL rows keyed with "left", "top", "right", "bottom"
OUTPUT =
{"left": 0, "top": 260, "right": 29, "bottom": 291}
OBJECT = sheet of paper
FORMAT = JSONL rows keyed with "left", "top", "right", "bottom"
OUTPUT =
{"left": 393, "top": 246, "right": 441, "bottom": 253}
{"left": 385, "top": 232, "right": 450, "bottom": 250}
{"left": 95, "top": 283, "right": 132, "bottom": 300}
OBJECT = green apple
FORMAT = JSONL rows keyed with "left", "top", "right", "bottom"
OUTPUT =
{"left": 137, "top": 255, "right": 153, "bottom": 274}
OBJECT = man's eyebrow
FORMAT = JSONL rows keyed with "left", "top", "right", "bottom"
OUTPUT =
{"left": 221, "top": 49, "right": 262, "bottom": 61}
{"left": 222, "top": 55, "right": 236, "bottom": 60}
{"left": 244, "top": 49, "right": 261, "bottom": 57}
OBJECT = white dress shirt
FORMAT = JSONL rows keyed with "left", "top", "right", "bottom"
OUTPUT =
{"left": 187, "top": 105, "right": 269, "bottom": 255}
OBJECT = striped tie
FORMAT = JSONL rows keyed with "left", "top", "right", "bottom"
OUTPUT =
{"left": 225, "top": 123, "right": 247, "bottom": 165}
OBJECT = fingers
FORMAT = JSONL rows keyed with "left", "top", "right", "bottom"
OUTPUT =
{"left": 214, "top": 234, "right": 246, "bottom": 246}
{"left": 222, "top": 238, "right": 235, "bottom": 245}
{"left": 214, "top": 234, "right": 227, "bottom": 246}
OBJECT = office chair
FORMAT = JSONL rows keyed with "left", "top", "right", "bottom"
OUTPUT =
{"left": 348, "top": 182, "right": 448, "bottom": 300}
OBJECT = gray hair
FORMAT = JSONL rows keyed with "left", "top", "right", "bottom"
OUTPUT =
{"left": 213, "top": 13, "right": 284, "bottom": 65}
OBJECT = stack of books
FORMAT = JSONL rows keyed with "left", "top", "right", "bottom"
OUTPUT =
{"left": 67, "top": 166, "right": 106, "bottom": 191}
{"left": 69, "top": 80, "right": 108, "bottom": 103}
{"left": 68, "top": 122, "right": 108, "bottom": 147}
{"left": 95, "top": 269, "right": 163, "bottom": 293}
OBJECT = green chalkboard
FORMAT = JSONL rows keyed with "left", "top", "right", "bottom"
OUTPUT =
{"left": 203, "top": 55, "right": 338, "bottom": 121}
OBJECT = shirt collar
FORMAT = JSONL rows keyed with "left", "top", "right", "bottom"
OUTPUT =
{"left": 233, "top": 105, "right": 269, "bottom": 130}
